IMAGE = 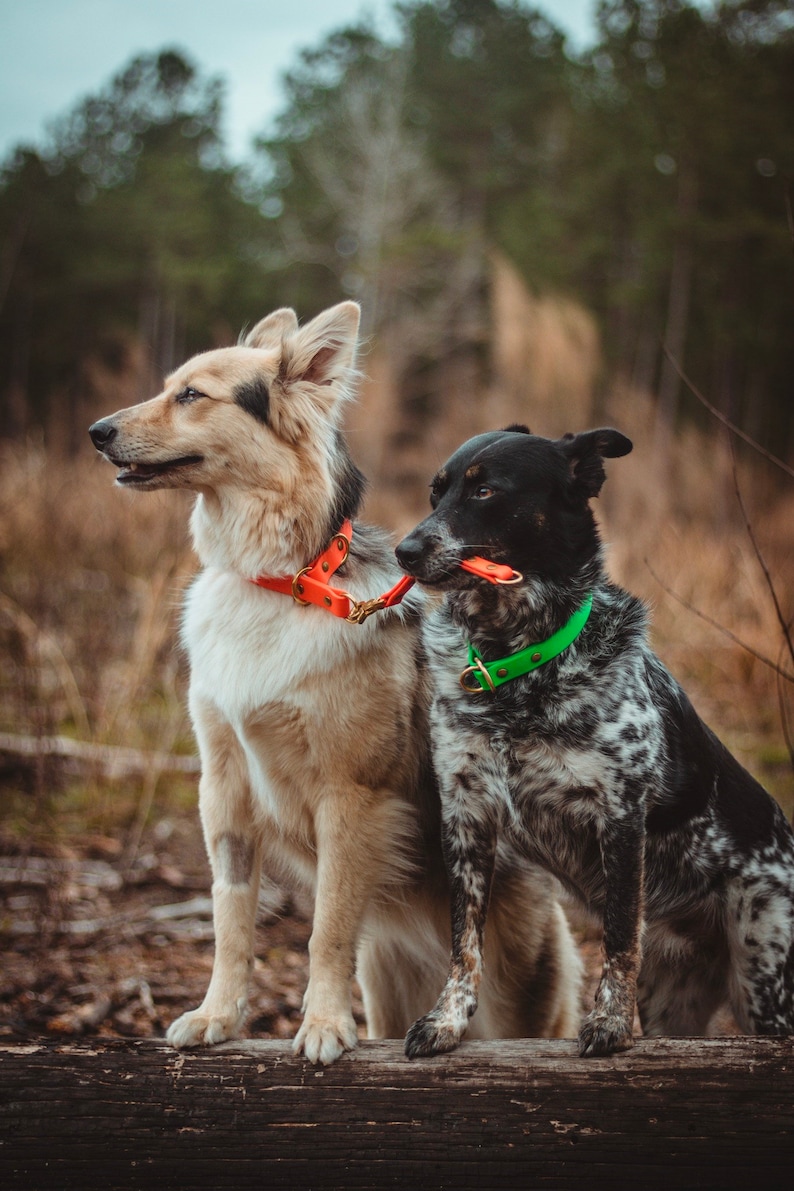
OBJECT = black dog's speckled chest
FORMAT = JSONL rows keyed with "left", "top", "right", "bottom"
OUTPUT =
{"left": 425, "top": 582, "right": 788, "bottom": 923}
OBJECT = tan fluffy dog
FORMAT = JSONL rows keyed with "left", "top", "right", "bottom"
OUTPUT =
{"left": 89, "top": 301, "right": 582, "bottom": 1063}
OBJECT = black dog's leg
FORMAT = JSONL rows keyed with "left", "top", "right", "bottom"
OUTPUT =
{"left": 728, "top": 875, "right": 794, "bottom": 1034}
{"left": 579, "top": 809, "right": 645, "bottom": 1057}
{"left": 405, "top": 789, "right": 498, "bottom": 1058}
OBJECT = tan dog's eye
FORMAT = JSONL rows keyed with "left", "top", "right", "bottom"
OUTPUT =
{"left": 177, "top": 387, "right": 204, "bottom": 404}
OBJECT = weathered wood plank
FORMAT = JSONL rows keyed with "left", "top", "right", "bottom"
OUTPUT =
{"left": 1, "top": 1038, "right": 792, "bottom": 1190}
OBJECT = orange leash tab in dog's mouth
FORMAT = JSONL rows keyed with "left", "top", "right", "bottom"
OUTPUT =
{"left": 251, "top": 522, "right": 415, "bottom": 623}
{"left": 460, "top": 556, "right": 523, "bottom": 584}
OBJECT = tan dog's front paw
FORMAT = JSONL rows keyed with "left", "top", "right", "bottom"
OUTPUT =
{"left": 293, "top": 1013, "right": 358, "bottom": 1065}
{"left": 167, "top": 1003, "right": 246, "bottom": 1049}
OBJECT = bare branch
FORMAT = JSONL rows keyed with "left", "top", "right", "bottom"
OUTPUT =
{"left": 644, "top": 559, "right": 794, "bottom": 685}
{"left": 776, "top": 662, "right": 794, "bottom": 771}
{"left": 729, "top": 439, "right": 794, "bottom": 673}
{"left": 662, "top": 346, "right": 794, "bottom": 480}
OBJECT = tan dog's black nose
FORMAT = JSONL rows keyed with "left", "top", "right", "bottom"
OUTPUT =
{"left": 88, "top": 419, "right": 117, "bottom": 450}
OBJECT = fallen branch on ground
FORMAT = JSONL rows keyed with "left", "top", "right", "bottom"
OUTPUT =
{"left": 0, "top": 731, "right": 200, "bottom": 779}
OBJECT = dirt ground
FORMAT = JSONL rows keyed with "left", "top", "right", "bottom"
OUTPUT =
{"left": 2, "top": 816, "right": 736, "bottom": 1047}
{"left": 0, "top": 817, "right": 319, "bottom": 1044}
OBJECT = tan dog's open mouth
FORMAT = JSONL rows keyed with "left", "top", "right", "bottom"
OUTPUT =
{"left": 114, "top": 456, "right": 203, "bottom": 486}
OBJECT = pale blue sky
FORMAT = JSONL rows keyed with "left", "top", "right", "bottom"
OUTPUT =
{"left": 0, "top": 0, "right": 598, "bottom": 164}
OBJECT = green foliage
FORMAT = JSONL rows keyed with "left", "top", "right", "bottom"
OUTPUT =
{"left": 251, "top": 0, "right": 794, "bottom": 451}
{"left": 400, "top": 0, "right": 570, "bottom": 219}
{"left": 0, "top": 50, "right": 275, "bottom": 442}
{"left": 1, "top": 5, "right": 792, "bottom": 453}
{"left": 567, "top": 0, "right": 794, "bottom": 445}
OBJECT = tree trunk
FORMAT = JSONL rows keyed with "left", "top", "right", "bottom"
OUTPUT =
{"left": 655, "top": 161, "right": 699, "bottom": 453}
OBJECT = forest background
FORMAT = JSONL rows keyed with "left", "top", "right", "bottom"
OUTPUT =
{"left": 0, "top": 0, "right": 792, "bottom": 1037}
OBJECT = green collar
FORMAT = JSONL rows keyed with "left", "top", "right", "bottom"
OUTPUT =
{"left": 460, "top": 592, "right": 594, "bottom": 693}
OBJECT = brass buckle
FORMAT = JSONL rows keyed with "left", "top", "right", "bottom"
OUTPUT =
{"left": 498, "top": 569, "right": 523, "bottom": 585}
{"left": 346, "top": 595, "right": 386, "bottom": 625}
{"left": 291, "top": 531, "right": 350, "bottom": 607}
{"left": 291, "top": 532, "right": 349, "bottom": 606}
{"left": 459, "top": 659, "right": 495, "bottom": 693}
{"left": 291, "top": 566, "right": 312, "bottom": 605}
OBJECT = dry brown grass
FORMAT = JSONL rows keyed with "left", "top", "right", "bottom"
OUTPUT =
{"left": 1, "top": 279, "right": 791, "bottom": 843}
{"left": 0, "top": 440, "right": 197, "bottom": 840}
{"left": 601, "top": 388, "right": 794, "bottom": 817}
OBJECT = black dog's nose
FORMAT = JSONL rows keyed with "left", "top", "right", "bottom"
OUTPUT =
{"left": 89, "top": 419, "right": 117, "bottom": 450}
{"left": 395, "top": 533, "right": 424, "bottom": 574}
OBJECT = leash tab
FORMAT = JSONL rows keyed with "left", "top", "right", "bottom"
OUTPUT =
{"left": 461, "top": 556, "right": 523, "bottom": 584}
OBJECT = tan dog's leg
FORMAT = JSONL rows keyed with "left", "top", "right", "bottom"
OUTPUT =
{"left": 357, "top": 901, "right": 450, "bottom": 1038}
{"left": 477, "top": 887, "right": 582, "bottom": 1040}
{"left": 167, "top": 707, "right": 261, "bottom": 1048}
{"left": 293, "top": 791, "right": 400, "bottom": 1064}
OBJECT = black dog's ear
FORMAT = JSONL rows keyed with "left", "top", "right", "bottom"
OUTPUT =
{"left": 503, "top": 423, "right": 531, "bottom": 434}
{"left": 560, "top": 428, "right": 632, "bottom": 498}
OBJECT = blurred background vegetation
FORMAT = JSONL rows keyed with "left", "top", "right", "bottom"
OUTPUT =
{"left": 1, "top": 0, "right": 792, "bottom": 848}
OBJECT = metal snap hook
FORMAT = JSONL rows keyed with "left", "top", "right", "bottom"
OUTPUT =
{"left": 459, "top": 659, "right": 495, "bottom": 693}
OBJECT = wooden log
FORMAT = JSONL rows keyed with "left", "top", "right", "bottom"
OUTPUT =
{"left": 1, "top": 1038, "right": 792, "bottom": 1190}
{"left": 0, "top": 731, "right": 200, "bottom": 779}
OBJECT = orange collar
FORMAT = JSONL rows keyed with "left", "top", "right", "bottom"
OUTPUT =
{"left": 250, "top": 521, "right": 415, "bottom": 624}
{"left": 250, "top": 523, "right": 521, "bottom": 623}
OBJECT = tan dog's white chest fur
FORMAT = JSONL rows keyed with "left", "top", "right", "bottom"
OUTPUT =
{"left": 184, "top": 568, "right": 420, "bottom": 843}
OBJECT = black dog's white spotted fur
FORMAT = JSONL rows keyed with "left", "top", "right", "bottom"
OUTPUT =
{"left": 396, "top": 425, "right": 794, "bottom": 1058}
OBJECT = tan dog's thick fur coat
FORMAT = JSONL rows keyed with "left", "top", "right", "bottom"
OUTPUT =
{"left": 89, "top": 302, "right": 582, "bottom": 1063}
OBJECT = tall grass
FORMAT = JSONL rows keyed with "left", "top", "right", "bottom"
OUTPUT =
{"left": 0, "top": 441, "right": 196, "bottom": 840}
{"left": 1, "top": 309, "right": 791, "bottom": 844}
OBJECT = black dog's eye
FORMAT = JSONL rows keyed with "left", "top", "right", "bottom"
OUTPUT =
{"left": 176, "top": 386, "right": 204, "bottom": 405}
{"left": 473, "top": 485, "right": 494, "bottom": 500}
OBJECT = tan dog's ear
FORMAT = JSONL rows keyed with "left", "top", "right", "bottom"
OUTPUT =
{"left": 268, "top": 302, "right": 361, "bottom": 442}
{"left": 280, "top": 301, "right": 361, "bottom": 387}
{"left": 243, "top": 308, "right": 299, "bottom": 350}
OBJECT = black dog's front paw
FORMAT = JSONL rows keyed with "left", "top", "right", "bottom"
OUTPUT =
{"left": 578, "top": 1011, "right": 634, "bottom": 1058}
{"left": 405, "top": 1012, "right": 464, "bottom": 1060}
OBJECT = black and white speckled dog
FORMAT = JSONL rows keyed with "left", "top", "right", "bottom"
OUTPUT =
{"left": 395, "top": 424, "right": 794, "bottom": 1058}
